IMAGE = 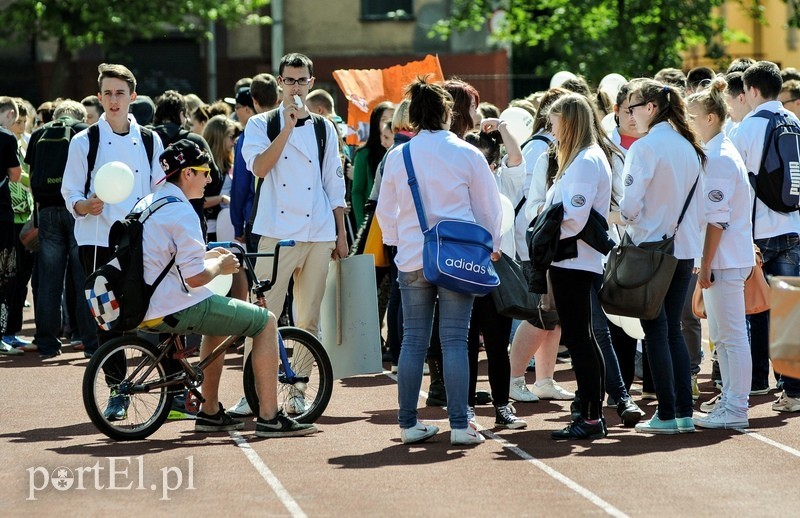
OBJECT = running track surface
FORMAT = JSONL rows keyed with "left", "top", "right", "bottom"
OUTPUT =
{"left": 1, "top": 305, "right": 798, "bottom": 516}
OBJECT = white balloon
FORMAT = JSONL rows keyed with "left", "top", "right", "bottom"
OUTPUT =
{"left": 619, "top": 316, "right": 645, "bottom": 340}
{"left": 599, "top": 73, "right": 627, "bottom": 101}
{"left": 499, "top": 194, "right": 514, "bottom": 235}
{"left": 550, "top": 71, "right": 577, "bottom": 89}
{"left": 499, "top": 107, "right": 533, "bottom": 145}
{"left": 94, "top": 161, "right": 135, "bottom": 204}
{"left": 206, "top": 274, "right": 233, "bottom": 297}
{"left": 603, "top": 310, "right": 645, "bottom": 340}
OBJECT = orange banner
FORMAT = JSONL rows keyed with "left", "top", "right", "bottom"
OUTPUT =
{"left": 333, "top": 55, "right": 444, "bottom": 146}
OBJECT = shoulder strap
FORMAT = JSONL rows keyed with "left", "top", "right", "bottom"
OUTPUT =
{"left": 521, "top": 133, "right": 551, "bottom": 150}
{"left": 673, "top": 174, "right": 700, "bottom": 236}
{"left": 250, "top": 109, "right": 281, "bottom": 229}
{"left": 401, "top": 143, "right": 429, "bottom": 232}
{"left": 85, "top": 124, "right": 100, "bottom": 195}
{"left": 310, "top": 113, "right": 327, "bottom": 174}
{"left": 514, "top": 196, "right": 527, "bottom": 217}
{"left": 138, "top": 195, "right": 182, "bottom": 222}
{"left": 140, "top": 126, "right": 155, "bottom": 165}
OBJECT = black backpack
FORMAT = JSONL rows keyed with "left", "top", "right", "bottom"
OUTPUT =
{"left": 29, "top": 118, "right": 85, "bottom": 206}
{"left": 249, "top": 109, "right": 328, "bottom": 227}
{"left": 84, "top": 196, "right": 181, "bottom": 332}
{"left": 750, "top": 110, "right": 800, "bottom": 213}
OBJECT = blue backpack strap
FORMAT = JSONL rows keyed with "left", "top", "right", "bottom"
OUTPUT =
{"left": 401, "top": 143, "right": 429, "bottom": 232}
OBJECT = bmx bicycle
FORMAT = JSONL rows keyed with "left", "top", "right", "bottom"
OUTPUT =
{"left": 82, "top": 239, "right": 333, "bottom": 441}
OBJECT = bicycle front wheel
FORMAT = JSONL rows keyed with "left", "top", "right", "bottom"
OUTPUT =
{"left": 243, "top": 326, "right": 333, "bottom": 424}
{"left": 82, "top": 336, "right": 174, "bottom": 441}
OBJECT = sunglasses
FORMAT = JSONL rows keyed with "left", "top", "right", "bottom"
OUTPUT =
{"left": 190, "top": 167, "right": 211, "bottom": 178}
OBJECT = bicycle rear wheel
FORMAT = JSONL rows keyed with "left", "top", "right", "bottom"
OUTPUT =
{"left": 83, "top": 336, "right": 175, "bottom": 441}
{"left": 243, "top": 326, "right": 333, "bottom": 424}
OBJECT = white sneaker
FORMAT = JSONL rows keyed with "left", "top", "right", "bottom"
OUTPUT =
{"left": 509, "top": 376, "right": 539, "bottom": 402}
{"left": 0, "top": 341, "right": 24, "bottom": 356}
{"left": 532, "top": 378, "right": 575, "bottom": 400}
{"left": 285, "top": 387, "right": 307, "bottom": 415}
{"left": 467, "top": 406, "right": 477, "bottom": 427}
{"left": 226, "top": 396, "right": 254, "bottom": 417}
{"left": 693, "top": 407, "right": 749, "bottom": 429}
{"left": 401, "top": 421, "right": 439, "bottom": 444}
{"left": 700, "top": 393, "right": 723, "bottom": 413}
{"left": 773, "top": 391, "right": 800, "bottom": 412}
{"left": 451, "top": 427, "right": 485, "bottom": 445}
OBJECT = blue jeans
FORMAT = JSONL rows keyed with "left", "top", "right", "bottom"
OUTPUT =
{"left": 640, "top": 259, "right": 695, "bottom": 420}
{"left": 590, "top": 273, "right": 629, "bottom": 403}
{"left": 34, "top": 206, "right": 98, "bottom": 355}
{"left": 397, "top": 270, "right": 474, "bottom": 429}
{"left": 750, "top": 233, "right": 800, "bottom": 396}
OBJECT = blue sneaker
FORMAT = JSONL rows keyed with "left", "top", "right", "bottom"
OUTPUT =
{"left": 104, "top": 391, "right": 130, "bottom": 421}
{"left": 635, "top": 413, "right": 679, "bottom": 435}
{"left": 2, "top": 335, "right": 31, "bottom": 348}
{"left": 676, "top": 417, "right": 696, "bottom": 433}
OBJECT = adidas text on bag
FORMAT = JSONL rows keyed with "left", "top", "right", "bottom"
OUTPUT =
{"left": 750, "top": 110, "right": 800, "bottom": 213}
{"left": 84, "top": 196, "right": 181, "bottom": 332}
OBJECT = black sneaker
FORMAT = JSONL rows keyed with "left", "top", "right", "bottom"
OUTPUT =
{"left": 495, "top": 404, "right": 527, "bottom": 429}
{"left": 104, "top": 391, "right": 130, "bottom": 421}
{"left": 195, "top": 403, "right": 244, "bottom": 432}
{"left": 255, "top": 410, "right": 317, "bottom": 438}
{"left": 616, "top": 397, "right": 645, "bottom": 427}
{"left": 551, "top": 417, "right": 607, "bottom": 440}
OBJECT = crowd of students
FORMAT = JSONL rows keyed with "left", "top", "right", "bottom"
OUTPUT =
{"left": 0, "top": 56, "right": 798, "bottom": 445}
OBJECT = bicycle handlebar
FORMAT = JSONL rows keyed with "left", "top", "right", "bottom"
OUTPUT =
{"left": 206, "top": 239, "right": 296, "bottom": 297}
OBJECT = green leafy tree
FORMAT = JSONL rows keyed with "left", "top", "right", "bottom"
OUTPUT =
{"left": 433, "top": 0, "right": 759, "bottom": 84}
{"left": 0, "top": 0, "right": 270, "bottom": 97}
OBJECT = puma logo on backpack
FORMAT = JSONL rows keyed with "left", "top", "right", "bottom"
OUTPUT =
{"left": 84, "top": 196, "right": 181, "bottom": 331}
{"left": 750, "top": 110, "right": 800, "bottom": 213}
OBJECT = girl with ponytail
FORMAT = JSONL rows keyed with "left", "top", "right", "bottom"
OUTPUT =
{"left": 620, "top": 79, "right": 706, "bottom": 435}
{"left": 686, "top": 77, "right": 755, "bottom": 429}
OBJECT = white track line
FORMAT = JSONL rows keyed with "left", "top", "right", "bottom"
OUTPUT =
{"left": 481, "top": 429, "right": 629, "bottom": 518}
{"left": 693, "top": 409, "right": 800, "bottom": 458}
{"left": 384, "top": 370, "right": 629, "bottom": 517}
{"left": 229, "top": 431, "right": 308, "bottom": 518}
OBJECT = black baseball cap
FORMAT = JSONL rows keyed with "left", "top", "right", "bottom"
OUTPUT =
{"left": 158, "top": 139, "right": 210, "bottom": 182}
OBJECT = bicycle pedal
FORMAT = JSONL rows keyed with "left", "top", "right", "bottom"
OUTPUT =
{"left": 184, "top": 389, "right": 204, "bottom": 413}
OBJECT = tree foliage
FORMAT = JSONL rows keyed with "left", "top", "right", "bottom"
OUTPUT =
{"left": 433, "top": 0, "right": 755, "bottom": 83}
{"left": 0, "top": 0, "right": 270, "bottom": 52}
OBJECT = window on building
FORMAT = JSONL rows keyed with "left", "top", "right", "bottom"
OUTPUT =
{"left": 361, "top": 0, "right": 414, "bottom": 21}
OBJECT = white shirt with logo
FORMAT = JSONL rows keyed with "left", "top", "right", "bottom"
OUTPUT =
{"left": 543, "top": 144, "right": 611, "bottom": 274}
{"left": 619, "top": 122, "right": 705, "bottom": 260}
{"left": 702, "top": 132, "right": 756, "bottom": 270}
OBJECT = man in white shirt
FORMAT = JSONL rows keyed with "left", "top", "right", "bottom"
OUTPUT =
{"left": 729, "top": 60, "right": 800, "bottom": 412}
{"left": 242, "top": 53, "right": 347, "bottom": 416}
{"left": 139, "top": 139, "right": 316, "bottom": 437}
{"left": 62, "top": 63, "right": 165, "bottom": 362}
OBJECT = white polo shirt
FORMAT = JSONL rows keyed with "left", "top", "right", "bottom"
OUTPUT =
{"left": 62, "top": 114, "right": 165, "bottom": 247}
{"left": 134, "top": 183, "right": 213, "bottom": 321}
{"left": 376, "top": 129, "right": 503, "bottom": 273}
{"left": 241, "top": 105, "right": 346, "bottom": 242}
{"left": 494, "top": 155, "right": 526, "bottom": 258}
{"left": 620, "top": 122, "right": 705, "bottom": 260}
{"left": 702, "top": 132, "right": 756, "bottom": 270}
{"left": 728, "top": 100, "right": 800, "bottom": 240}
{"left": 543, "top": 144, "right": 612, "bottom": 274}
